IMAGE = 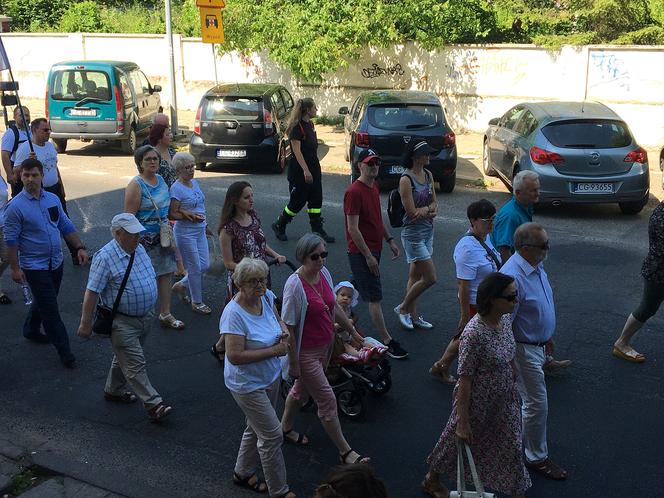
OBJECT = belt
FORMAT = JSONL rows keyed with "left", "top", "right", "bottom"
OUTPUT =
{"left": 516, "top": 340, "right": 548, "bottom": 347}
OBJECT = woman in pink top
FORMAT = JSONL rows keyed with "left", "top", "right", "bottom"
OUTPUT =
{"left": 280, "top": 234, "right": 370, "bottom": 465}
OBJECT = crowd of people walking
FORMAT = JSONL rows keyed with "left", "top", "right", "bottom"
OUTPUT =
{"left": 1, "top": 98, "right": 659, "bottom": 498}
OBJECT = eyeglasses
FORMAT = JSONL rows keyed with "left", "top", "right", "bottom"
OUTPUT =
{"left": 479, "top": 215, "right": 496, "bottom": 223}
{"left": 524, "top": 241, "right": 550, "bottom": 250}
{"left": 143, "top": 157, "right": 159, "bottom": 162}
{"left": 247, "top": 278, "right": 267, "bottom": 287}
{"left": 308, "top": 251, "right": 328, "bottom": 261}
{"left": 497, "top": 292, "right": 518, "bottom": 302}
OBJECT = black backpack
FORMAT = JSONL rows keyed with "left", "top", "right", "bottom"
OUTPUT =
{"left": 7, "top": 124, "right": 25, "bottom": 166}
{"left": 387, "top": 174, "right": 414, "bottom": 228}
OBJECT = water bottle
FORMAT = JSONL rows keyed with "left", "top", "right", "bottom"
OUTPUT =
{"left": 21, "top": 283, "right": 33, "bottom": 306}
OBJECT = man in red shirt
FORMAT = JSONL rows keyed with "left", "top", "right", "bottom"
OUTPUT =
{"left": 344, "top": 149, "right": 408, "bottom": 359}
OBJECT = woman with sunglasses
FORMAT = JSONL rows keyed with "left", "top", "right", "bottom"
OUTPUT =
{"left": 423, "top": 272, "right": 531, "bottom": 498}
{"left": 280, "top": 234, "right": 369, "bottom": 465}
{"left": 429, "top": 199, "right": 500, "bottom": 384}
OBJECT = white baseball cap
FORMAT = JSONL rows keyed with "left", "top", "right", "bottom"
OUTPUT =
{"left": 111, "top": 213, "right": 145, "bottom": 234}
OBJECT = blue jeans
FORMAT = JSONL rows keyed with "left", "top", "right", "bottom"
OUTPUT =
{"left": 23, "top": 264, "right": 73, "bottom": 361}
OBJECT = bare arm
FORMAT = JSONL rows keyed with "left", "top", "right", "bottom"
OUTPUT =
{"left": 346, "top": 214, "right": 372, "bottom": 258}
{"left": 457, "top": 279, "right": 472, "bottom": 329}
{"left": 1, "top": 151, "right": 13, "bottom": 183}
{"left": 455, "top": 375, "right": 473, "bottom": 442}
{"left": 219, "top": 229, "right": 237, "bottom": 271}
{"left": 225, "top": 332, "right": 288, "bottom": 366}
{"left": 427, "top": 169, "right": 438, "bottom": 217}
{"left": 7, "top": 246, "right": 24, "bottom": 284}
{"left": 124, "top": 181, "right": 141, "bottom": 214}
{"left": 265, "top": 243, "right": 286, "bottom": 263}
{"left": 334, "top": 303, "right": 363, "bottom": 343}
{"left": 399, "top": 176, "right": 426, "bottom": 219}
{"left": 63, "top": 232, "right": 89, "bottom": 265}
{"left": 77, "top": 289, "right": 99, "bottom": 338}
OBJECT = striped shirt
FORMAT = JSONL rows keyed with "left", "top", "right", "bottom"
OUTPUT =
{"left": 87, "top": 239, "right": 157, "bottom": 317}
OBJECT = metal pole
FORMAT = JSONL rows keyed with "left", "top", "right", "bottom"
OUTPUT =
{"left": 212, "top": 43, "right": 218, "bottom": 84}
{"left": 164, "top": 0, "right": 178, "bottom": 134}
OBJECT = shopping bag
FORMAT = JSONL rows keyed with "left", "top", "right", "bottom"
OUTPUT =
{"left": 206, "top": 235, "right": 226, "bottom": 277}
{"left": 450, "top": 441, "right": 495, "bottom": 498}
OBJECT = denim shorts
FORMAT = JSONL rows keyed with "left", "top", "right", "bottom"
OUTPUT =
{"left": 401, "top": 231, "right": 434, "bottom": 264}
{"left": 347, "top": 252, "right": 382, "bottom": 303}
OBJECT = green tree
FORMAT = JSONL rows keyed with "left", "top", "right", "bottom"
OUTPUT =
{"left": 5, "top": 0, "right": 68, "bottom": 31}
{"left": 59, "top": 1, "right": 104, "bottom": 32}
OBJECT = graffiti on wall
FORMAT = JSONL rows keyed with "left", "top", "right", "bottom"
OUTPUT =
{"left": 239, "top": 53, "right": 263, "bottom": 78}
{"left": 360, "top": 62, "right": 405, "bottom": 79}
{"left": 589, "top": 52, "right": 630, "bottom": 91}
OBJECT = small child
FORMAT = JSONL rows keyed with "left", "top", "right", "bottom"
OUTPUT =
{"left": 334, "top": 281, "right": 388, "bottom": 363}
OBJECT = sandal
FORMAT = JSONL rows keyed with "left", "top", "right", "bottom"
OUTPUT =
{"left": 148, "top": 403, "right": 173, "bottom": 422}
{"left": 191, "top": 302, "right": 212, "bottom": 315}
{"left": 339, "top": 449, "right": 370, "bottom": 465}
{"left": 104, "top": 391, "right": 137, "bottom": 404}
{"left": 429, "top": 362, "right": 456, "bottom": 385}
{"left": 612, "top": 346, "right": 646, "bottom": 363}
{"left": 0, "top": 293, "right": 11, "bottom": 305}
{"left": 172, "top": 283, "right": 191, "bottom": 304}
{"left": 159, "top": 313, "right": 185, "bottom": 330}
{"left": 421, "top": 477, "right": 449, "bottom": 498}
{"left": 283, "top": 429, "right": 309, "bottom": 446}
{"left": 232, "top": 472, "right": 267, "bottom": 494}
{"left": 210, "top": 343, "right": 225, "bottom": 363}
{"left": 525, "top": 458, "right": 568, "bottom": 480}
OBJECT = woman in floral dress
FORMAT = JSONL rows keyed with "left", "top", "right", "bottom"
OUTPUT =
{"left": 422, "top": 272, "right": 531, "bottom": 498}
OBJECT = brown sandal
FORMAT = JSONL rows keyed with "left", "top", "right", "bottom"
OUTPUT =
{"left": 429, "top": 362, "right": 456, "bottom": 385}
{"left": 525, "top": 458, "right": 568, "bottom": 480}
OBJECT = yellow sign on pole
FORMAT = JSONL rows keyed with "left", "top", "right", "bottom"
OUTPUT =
{"left": 199, "top": 8, "right": 224, "bottom": 44}
{"left": 196, "top": 0, "right": 225, "bottom": 7}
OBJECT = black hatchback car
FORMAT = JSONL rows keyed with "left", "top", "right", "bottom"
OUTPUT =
{"left": 189, "top": 83, "right": 295, "bottom": 173}
{"left": 339, "top": 90, "right": 457, "bottom": 192}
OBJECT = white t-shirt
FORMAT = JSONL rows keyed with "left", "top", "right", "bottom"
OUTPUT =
{"left": 0, "top": 176, "right": 7, "bottom": 228}
{"left": 220, "top": 290, "right": 282, "bottom": 393}
{"left": 14, "top": 141, "right": 59, "bottom": 188}
{"left": 1, "top": 127, "right": 29, "bottom": 163}
{"left": 453, "top": 233, "right": 501, "bottom": 305}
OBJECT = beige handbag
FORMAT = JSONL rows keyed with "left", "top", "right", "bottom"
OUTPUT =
{"left": 145, "top": 189, "right": 174, "bottom": 249}
{"left": 450, "top": 442, "right": 495, "bottom": 498}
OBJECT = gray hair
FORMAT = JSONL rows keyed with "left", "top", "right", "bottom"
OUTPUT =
{"left": 232, "top": 257, "right": 269, "bottom": 286}
{"left": 513, "top": 170, "right": 539, "bottom": 192}
{"left": 134, "top": 145, "right": 161, "bottom": 173}
{"left": 514, "top": 222, "right": 546, "bottom": 251}
{"left": 172, "top": 152, "right": 196, "bottom": 176}
{"left": 295, "top": 233, "right": 326, "bottom": 263}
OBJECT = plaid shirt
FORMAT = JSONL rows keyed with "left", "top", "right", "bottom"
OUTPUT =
{"left": 87, "top": 239, "right": 157, "bottom": 317}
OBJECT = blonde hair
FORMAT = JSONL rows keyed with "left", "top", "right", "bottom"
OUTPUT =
{"left": 286, "top": 97, "right": 316, "bottom": 136}
{"left": 232, "top": 257, "right": 269, "bottom": 286}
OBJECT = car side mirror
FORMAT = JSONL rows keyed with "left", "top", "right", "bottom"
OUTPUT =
{"left": 489, "top": 117, "right": 500, "bottom": 126}
{"left": 338, "top": 106, "right": 349, "bottom": 115}
{"left": 152, "top": 85, "right": 162, "bottom": 93}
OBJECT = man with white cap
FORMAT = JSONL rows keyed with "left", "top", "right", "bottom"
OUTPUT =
{"left": 77, "top": 213, "right": 173, "bottom": 422}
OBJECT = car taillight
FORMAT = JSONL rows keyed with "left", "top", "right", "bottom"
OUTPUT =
{"left": 44, "top": 86, "right": 49, "bottom": 119}
{"left": 263, "top": 108, "right": 274, "bottom": 136}
{"left": 443, "top": 131, "right": 456, "bottom": 148}
{"left": 624, "top": 147, "right": 647, "bottom": 164}
{"left": 113, "top": 85, "right": 124, "bottom": 132}
{"left": 530, "top": 146, "right": 564, "bottom": 165}
{"left": 194, "top": 105, "right": 202, "bottom": 135}
{"left": 354, "top": 131, "right": 370, "bottom": 147}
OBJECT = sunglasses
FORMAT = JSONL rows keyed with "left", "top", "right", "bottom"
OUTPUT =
{"left": 143, "top": 156, "right": 160, "bottom": 162}
{"left": 497, "top": 292, "right": 518, "bottom": 302}
{"left": 524, "top": 241, "right": 550, "bottom": 250}
{"left": 308, "top": 251, "right": 328, "bottom": 261}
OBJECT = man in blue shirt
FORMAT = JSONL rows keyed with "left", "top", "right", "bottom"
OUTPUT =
{"left": 501, "top": 222, "right": 567, "bottom": 481}
{"left": 4, "top": 158, "right": 89, "bottom": 368}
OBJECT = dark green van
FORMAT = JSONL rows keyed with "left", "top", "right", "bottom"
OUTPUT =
{"left": 47, "top": 61, "right": 162, "bottom": 154}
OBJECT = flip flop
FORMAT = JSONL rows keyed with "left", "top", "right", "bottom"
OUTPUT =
{"left": 612, "top": 346, "right": 646, "bottom": 363}
{"left": 283, "top": 429, "right": 309, "bottom": 446}
{"left": 232, "top": 472, "right": 267, "bottom": 494}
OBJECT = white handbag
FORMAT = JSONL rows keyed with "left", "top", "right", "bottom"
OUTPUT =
{"left": 450, "top": 442, "right": 495, "bottom": 498}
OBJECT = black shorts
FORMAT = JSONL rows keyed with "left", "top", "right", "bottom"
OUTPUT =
{"left": 348, "top": 251, "right": 382, "bottom": 303}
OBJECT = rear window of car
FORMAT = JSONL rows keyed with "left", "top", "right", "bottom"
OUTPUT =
{"left": 367, "top": 104, "right": 443, "bottom": 131}
{"left": 541, "top": 120, "right": 632, "bottom": 149}
{"left": 50, "top": 70, "right": 111, "bottom": 102}
{"left": 204, "top": 97, "right": 262, "bottom": 121}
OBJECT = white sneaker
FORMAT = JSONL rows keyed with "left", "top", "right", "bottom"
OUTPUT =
{"left": 394, "top": 305, "right": 414, "bottom": 330}
{"left": 412, "top": 316, "right": 433, "bottom": 329}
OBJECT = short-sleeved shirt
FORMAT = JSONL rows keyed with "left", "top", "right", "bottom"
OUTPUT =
{"left": 169, "top": 179, "right": 206, "bottom": 228}
{"left": 453, "top": 233, "right": 501, "bottom": 305}
{"left": 220, "top": 290, "right": 282, "bottom": 393}
{"left": 14, "top": 141, "right": 59, "bottom": 188}
{"left": 344, "top": 179, "right": 384, "bottom": 254}
{"left": 299, "top": 275, "right": 335, "bottom": 349}
{"left": 288, "top": 120, "right": 319, "bottom": 180}
{"left": 0, "top": 176, "right": 8, "bottom": 228}
{"left": 86, "top": 239, "right": 157, "bottom": 316}
{"left": 134, "top": 175, "right": 170, "bottom": 235}
{"left": 490, "top": 197, "right": 533, "bottom": 253}
{"left": 641, "top": 201, "right": 664, "bottom": 283}
{"left": 1, "top": 126, "right": 28, "bottom": 164}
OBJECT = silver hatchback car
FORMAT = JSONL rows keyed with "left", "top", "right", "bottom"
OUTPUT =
{"left": 483, "top": 101, "right": 649, "bottom": 214}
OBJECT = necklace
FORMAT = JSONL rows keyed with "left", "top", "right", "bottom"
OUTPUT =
{"left": 300, "top": 272, "right": 329, "bottom": 312}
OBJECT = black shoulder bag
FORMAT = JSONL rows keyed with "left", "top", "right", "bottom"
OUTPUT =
{"left": 93, "top": 252, "right": 135, "bottom": 336}
{"left": 465, "top": 232, "right": 502, "bottom": 270}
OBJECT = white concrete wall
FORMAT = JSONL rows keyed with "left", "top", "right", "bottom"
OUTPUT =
{"left": 1, "top": 33, "right": 663, "bottom": 146}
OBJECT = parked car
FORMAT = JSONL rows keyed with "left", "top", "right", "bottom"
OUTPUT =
{"left": 483, "top": 101, "right": 650, "bottom": 214}
{"left": 189, "top": 83, "right": 294, "bottom": 173}
{"left": 47, "top": 60, "right": 161, "bottom": 154}
{"left": 339, "top": 90, "right": 457, "bottom": 192}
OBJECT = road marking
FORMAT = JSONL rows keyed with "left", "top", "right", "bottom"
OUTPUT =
{"left": 82, "top": 170, "right": 108, "bottom": 176}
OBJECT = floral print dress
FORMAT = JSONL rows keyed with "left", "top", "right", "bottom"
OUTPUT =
{"left": 427, "top": 314, "right": 531, "bottom": 495}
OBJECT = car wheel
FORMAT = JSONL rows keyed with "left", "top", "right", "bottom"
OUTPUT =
{"left": 437, "top": 171, "right": 456, "bottom": 193}
{"left": 482, "top": 139, "right": 496, "bottom": 176}
{"left": 53, "top": 138, "right": 67, "bottom": 154}
{"left": 195, "top": 162, "right": 207, "bottom": 171}
{"left": 121, "top": 127, "right": 137, "bottom": 155}
{"left": 271, "top": 142, "right": 287, "bottom": 174}
{"left": 619, "top": 198, "right": 648, "bottom": 215}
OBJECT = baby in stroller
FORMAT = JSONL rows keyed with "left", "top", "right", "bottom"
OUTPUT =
{"left": 333, "top": 281, "right": 388, "bottom": 363}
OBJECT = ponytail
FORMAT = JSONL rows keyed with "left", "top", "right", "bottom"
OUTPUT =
{"left": 286, "top": 97, "right": 316, "bottom": 136}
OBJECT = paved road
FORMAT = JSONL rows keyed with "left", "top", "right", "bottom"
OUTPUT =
{"left": 1, "top": 139, "right": 663, "bottom": 497}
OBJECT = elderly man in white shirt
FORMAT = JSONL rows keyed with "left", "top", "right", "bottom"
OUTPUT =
{"left": 501, "top": 222, "right": 567, "bottom": 481}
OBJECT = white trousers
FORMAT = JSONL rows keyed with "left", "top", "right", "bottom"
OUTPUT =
{"left": 173, "top": 224, "right": 209, "bottom": 304}
{"left": 514, "top": 343, "right": 548, "bottom": 463}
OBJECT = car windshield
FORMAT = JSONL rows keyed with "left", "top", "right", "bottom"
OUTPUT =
{"left": 542, "top": 120, "right": 632, "bottom": 149}
{"left": 205, "top": 97, "right": 262, "bottom": 121}
{"left": 50, "top": 70, "right": 111, "bottom": 102}
{"left": 368, "top": 104, "right": 443, "bottom": 131}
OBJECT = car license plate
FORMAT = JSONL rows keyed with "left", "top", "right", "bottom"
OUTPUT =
{"left": 389, "top": 165, "right": 405, "bottom": 174}
{"left": 217, "top": 149, "right": 246, "bottom": 159}
{"left": 70, "top": 108, "right": 96, "bottom": 117}
{"left": 574, "top": 182, "right": 613, "bottom": 193}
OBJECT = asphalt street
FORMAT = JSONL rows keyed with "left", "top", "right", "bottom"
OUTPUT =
{"left": 1, "top": 139, "right": 663, "bottom": 498}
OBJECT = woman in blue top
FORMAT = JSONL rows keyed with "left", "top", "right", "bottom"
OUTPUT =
{"left": 168, "top": 152, "right": 212, "bottom": 314}
{"left": 220, "top": 257, "right": 295, "bottom": 498}
{"left": 394, "top": 140, "right": 439, "bottom": 331}
{"left": 124, "top": 145, "right": 184, "bottom": 330}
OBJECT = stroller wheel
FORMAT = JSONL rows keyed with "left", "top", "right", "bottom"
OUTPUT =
{"left": 368, "top": 374, "right": 392, "bottom": 395}
{"left": 337, "top": 388, "right": 367, "bottom": 420}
